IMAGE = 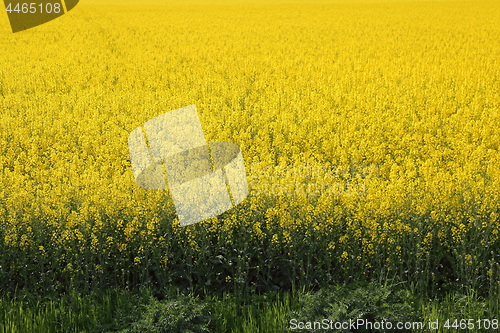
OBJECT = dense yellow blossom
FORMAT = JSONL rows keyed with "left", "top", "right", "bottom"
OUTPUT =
{"left": 0, "top": 0, "right": 499, "bottom": 294}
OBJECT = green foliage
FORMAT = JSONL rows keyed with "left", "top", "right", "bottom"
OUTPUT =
{"left": 121, "top": 294, "right": 211, "bottom": 333}
{"left": 290, "top": 282, "right": 418, "bottom": 332}
{"left": 1, "top": 283, "right": 498, "bottom": 332}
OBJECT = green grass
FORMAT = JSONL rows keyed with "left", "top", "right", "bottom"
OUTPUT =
{"left": 0, "top": 288, "right": 151, "bottom": 333}
{"left": 1, "top": 283, "right": 498, "bottom": 332}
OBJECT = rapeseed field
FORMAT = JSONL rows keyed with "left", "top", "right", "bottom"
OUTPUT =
{"left": 0, "top": 0, "right": 499, "bottom": 297}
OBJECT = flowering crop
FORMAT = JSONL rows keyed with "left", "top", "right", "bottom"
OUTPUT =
{"left": 0, "top": 0, "right": 499, "bottom": 296}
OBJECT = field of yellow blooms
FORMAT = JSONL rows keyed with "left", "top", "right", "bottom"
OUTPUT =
{"left": 1, "top": 0, "right": 499, "bottom": 296}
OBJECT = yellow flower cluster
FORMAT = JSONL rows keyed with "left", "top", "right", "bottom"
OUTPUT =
{"left": 0, "top": 0, "right": 499, "bottom": 292}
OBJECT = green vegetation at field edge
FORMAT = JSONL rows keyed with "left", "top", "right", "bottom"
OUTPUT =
{"left": 0, "top": 282, "right": 498, "bottom": 332}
